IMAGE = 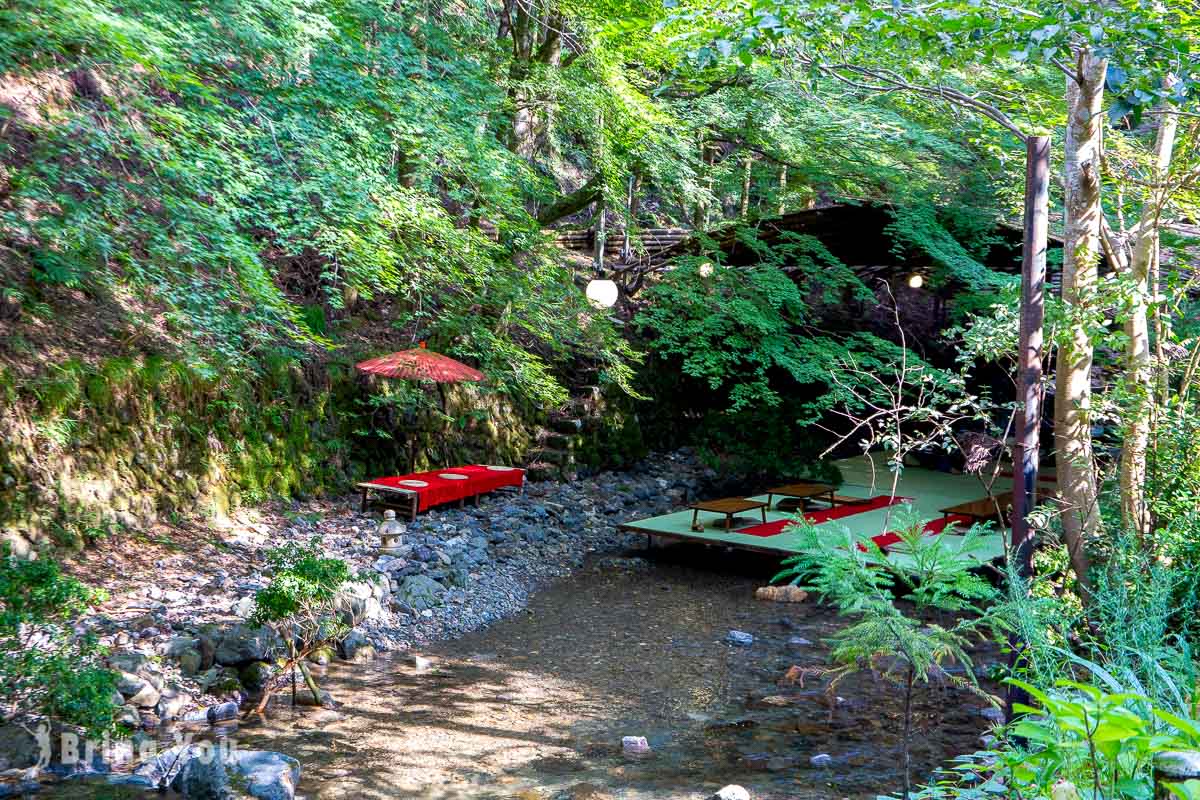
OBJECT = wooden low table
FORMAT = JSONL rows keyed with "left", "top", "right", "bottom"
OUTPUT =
{"left": 764, "top": 482, "right": 835, "bottom": 511}
{"left": 688, "top": 498, "right": 768, "bottom": 531}
{"left": 939, "top": 492, "right": 1014, "bottom": 526}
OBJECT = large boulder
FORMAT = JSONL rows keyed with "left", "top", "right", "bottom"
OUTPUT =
{"left": 239, "top": 662, "right": 274, "bottom": 693}
{"left": 337, "top": 630, "right": 375, "bottom": 663}
{"left": 335, "top": 581, "right": 384, "bottom": 626}
{"left": 144, "top": 745, "right": 301, "bottom": 800}
{"left": 0, "top": 723, "right": 41, "bottom": 772}
{"left": 170, "top": 747, "right": 233, "bottom": 800}
{"left": 214, "top": 625, "right": 281, "bottom": 666}
{"left": 117, "top": 671, "right": 161, "bottom": 709}
{"left": 228, "top": 750, "right": 301, "bottom": 800}
{"left": 393, "top": 574, "right": 445, "bottom": 612}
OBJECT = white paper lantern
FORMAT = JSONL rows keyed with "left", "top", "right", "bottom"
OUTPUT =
{"left": 907, "top": 273, "right": 925, "bottom": 289}
{"left": 586, "top": 278, "right": 618, "bottom": 309}
{"left": 697, "top": 261, "right": 715, "bottom": 278}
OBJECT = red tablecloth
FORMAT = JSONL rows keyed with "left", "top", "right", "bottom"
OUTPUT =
{"left": 859, "top": 513, "right": 975, "bottom": 552}
{"left": 735, "top": 495, "right": 905, "bottom": 538}
{"left": 362, "top": 465, "right": 524, "bottom": 511}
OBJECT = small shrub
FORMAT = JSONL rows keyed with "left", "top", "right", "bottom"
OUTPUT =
{"left": 248, "top": 539, "right": 351, "bottom": 713}
{"left": 0, "top": 546, "right": 120, "bottom": 737}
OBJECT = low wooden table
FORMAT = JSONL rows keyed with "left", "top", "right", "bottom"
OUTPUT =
{"left": 688, "top": 498, "right": 768, "bottom": 531}
{"left": 939, "top": 492, "right": 1013, "bottom": 526}
{"left": 764, "top": 482, "right": 835, "bottom": 511}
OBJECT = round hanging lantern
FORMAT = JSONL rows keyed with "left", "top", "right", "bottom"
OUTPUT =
{"left": 907, "top": 273, "right": 925, "bottom": 289}
{"left": 697, "top": 261, "right": 715, "bottom": 278}
{"left": 586, "top": 278, "right": 618, "bottom": 309}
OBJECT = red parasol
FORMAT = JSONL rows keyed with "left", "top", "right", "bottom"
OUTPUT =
{"left": 355, "top": 344, "right": 485, "bottom": 383}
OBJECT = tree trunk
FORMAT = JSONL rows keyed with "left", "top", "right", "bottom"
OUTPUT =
{"left": 778, "top": 164, "right": 787, "bottom": 215}
{"left": 740, "top": 154, "right": 753, "bottom": 218}
{"left": 1055, "top": 48, "right": 1106, "bottom": 597}
{"left": 505, "top": 4, "right": 561, "bottom": 160}
{"left": 536, "top": 175, "right": 602, "bottom": 224}
{"left": 622, "top": 173, "right": 641, "bottom": 261}
{"left": 1120, "top": 79, "right": 1179, "bottom": 540}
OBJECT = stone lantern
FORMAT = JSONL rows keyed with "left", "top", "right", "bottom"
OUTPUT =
{"left": 377, "top": 510, "right": 406, "bottom": 555}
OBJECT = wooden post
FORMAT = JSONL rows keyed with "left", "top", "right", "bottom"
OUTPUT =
{"left": 1012, "top": 135, "right": 1050, "bottom": 579}
{"left": 1006, "top": 134, "right": 1050, "bottom": 723}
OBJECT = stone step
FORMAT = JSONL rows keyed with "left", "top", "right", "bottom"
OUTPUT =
{"left": 535, "top": 429, "right": 577, "bottom": 450}
{"left": 528, "top": 447, "right": 574, "bottom": 466}
{"left": 525, "top": 462, "right": 558, "bottom": 482}
{"left": 547, "top": 415, "right": 584, "bottom": 435}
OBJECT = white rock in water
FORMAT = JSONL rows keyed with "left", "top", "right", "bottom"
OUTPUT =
{"left": 412, "top": 655, "right": 433, "bottom": 671}
{"left": 726, "top": 630, "right": 754, "bottom": 647}
{"left": 232, "top": 596, "right": 255, "bottom": 619}
{"left": 809, "top": 753, "right": 833, "bottom": 768}
{"left": 710, "top": 786, "right": 750, "bottom": 800}
{"left": 622, "top": 736, "right": 651, "bottom": 756}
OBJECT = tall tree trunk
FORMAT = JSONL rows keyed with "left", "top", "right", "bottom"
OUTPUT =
{"left": 778, "top": 164, "right": 787, "bottom": 215}
{"left": 740, "top": 154, "right": 753, "bottom": 218}
{"left": 622, "top": 173, "right": 641, "bottom": 261}
{"left": 1055, "top": 48, "right": 1106, "bottom": 597}
{"left": 535, "top": 174, "right": 601, "bottom": 224}
{"left": 505, "top": 5, "right": 561, "bottom": 160}
{"left": 1120, "top": 78, "right": 1179, "bottom": 540}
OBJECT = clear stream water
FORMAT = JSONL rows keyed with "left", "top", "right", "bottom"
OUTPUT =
{"left": 38, "top": 547, "right": 997, "bottom": 799}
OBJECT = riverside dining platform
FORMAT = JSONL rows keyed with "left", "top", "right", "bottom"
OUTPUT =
{"left": 621, "top": 456, "right": 1009, "bottom": 568}
{"left": 358, "top": 465, "right": 524, "bottom": 519}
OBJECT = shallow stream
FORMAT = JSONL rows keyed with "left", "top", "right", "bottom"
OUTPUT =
{"left": 232, "top": 546, "right": 997, "bottom": 800}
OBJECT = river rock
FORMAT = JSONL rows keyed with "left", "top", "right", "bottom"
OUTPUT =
{"left": 295, "top": 689, "right": 335, "bottom": 708}
{"left": 0, "top": 723, "right": 40, "bottom": 771}
{"left": 147, "top": 746, "right": 300, "bottom": 800}
{"left": 229, "top": 750, "right": 301, "bottom": 800}
{"left": 709, "top": 786, "right": 750, "bottom": 800}
{"left": 239, "top": 661, "right": 273, "bottom": 693}
{"left": 809, "top": 753, "right": 833, "bottom": 768}
{"left": 232, "top": 596, "right": 255, "bottom": 619}
{"left": 156, "top": 689, "right": 192, "bottom": 720}
{"left": 726, "top": 630, "right": 754, "bottom": 647}
{"left": 307, "top": 646, "right": 336, "bottom": 665}
{"left": 338, "top": 629, "right": 374, "bottom": 662}
{"left": 118, "top": 672, "right": 161, "bottom": 708}
{"left": 170, "top": 746, "right": 232, "bottom": 799}
{"left": 621, "top": 736, "right": 650, "bottom": 757}
{"left": 108, "top": 652, "right": 149, "bottom": 674}
{"left": 979, "top": 706, "right": 1006, "bottom": 725}
{"left": 214, "top": 625, "right": 280, "bottom": 665}
{"left": 394, "top": 574, "right": 445, "bottom": 611}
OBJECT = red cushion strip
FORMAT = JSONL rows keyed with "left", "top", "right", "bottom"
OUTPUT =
{"left": 859, "top": 513, "right": 976, "bottom": 552}
{"left": 363, "top": 465, "right": 525, "bottom": 511}
{"left": 734, "top": 495, "right": 906, "bottom": 538}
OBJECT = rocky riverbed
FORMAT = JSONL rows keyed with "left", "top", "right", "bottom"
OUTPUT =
{"left": 1, "top": 451, "right": 719, "bottom": 797}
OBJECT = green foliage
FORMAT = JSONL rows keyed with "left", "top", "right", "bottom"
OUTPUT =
{"left": 251, "top": 539, "right": 351, "bottom": 633}
{"left": 925, "top": 678, "right": 1200, "bottom": 800}
{"left": 1147, "top": 400, "right": 1200, "bottom": 582}
{"left": 775, "top": 504, "right": 997, "bottom": 797}
{"left": 0, "top": 0, "right": 638, "bottom": 407}
{"left": 778, "top": 504, "right": 997, "bottom": 613}
{"left": 0, "top": 546, "right": 120, "bottom": 736}
{"left": 885, "top": 203, "right": 1012, "bottom": 292}
{"left": 635, "top": 230, "right": 874, "bottom": 411}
